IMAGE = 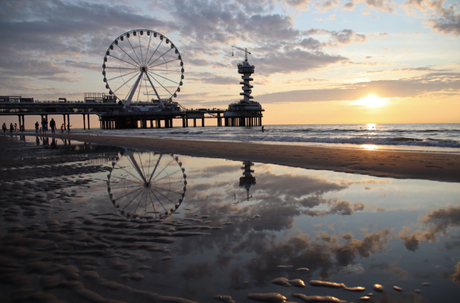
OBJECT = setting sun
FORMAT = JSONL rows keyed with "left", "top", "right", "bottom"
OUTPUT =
{"left": 352, "top": 94, "right": 388, "bottom": 107}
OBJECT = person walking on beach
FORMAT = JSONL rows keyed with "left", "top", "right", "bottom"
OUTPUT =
{"left": 14, "top": 123, "right": 17, "bottom": 132}
{"left": 41, "top": 119, "right": 46, "bottom": 134}
{"left": 35, "top": 121, "right": 39, "bottom": 133}
{"left": 61, "top": 123, "right": 64, "bottom": 134}
{"left": 9, "top": 123, "right": 14, "bottom": 133}
{"left": 50, "top": 118, "right": 56, "bottom": 134}
{"left": 2, "top": 123, "right": 6, "bottom": 133}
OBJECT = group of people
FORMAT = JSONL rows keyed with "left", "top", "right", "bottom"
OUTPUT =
{"left": 34, "top": 118, "right": 70, "bottom": 134}
{"left": 2, "top": 122, "right": 22, "bottom": 133}
{"left": 3, "top": 118, "right": 71, "bottom": 134}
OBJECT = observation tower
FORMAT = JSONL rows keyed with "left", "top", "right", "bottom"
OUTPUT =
{"left": 224, "top": 47, "right": 264, "bottom": 127}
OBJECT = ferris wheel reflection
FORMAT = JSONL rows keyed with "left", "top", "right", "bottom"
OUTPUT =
{"left": 107, "top": 148, "right": 187, "bottom": 220}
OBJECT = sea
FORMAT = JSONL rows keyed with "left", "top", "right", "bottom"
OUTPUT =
{"left": 72, "top": 123, "right": 460, "bottom": 154}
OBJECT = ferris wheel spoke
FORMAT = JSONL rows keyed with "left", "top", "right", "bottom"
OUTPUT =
{"left": 151, "top": 187, "right": 176, "bottom": 205}
{"left": 132, "top": 190, "right": 146, "bottom": 215}
{"left": 144, "top": 34, "right": 153, "bottom": 66}
{"left": 113, "top": 186, "right": 144, "bottom": 202}
{"left": 126, "top": 38, "right": 143, "bottom": 66}
{"left": 146, "top": 39, "right": 164, "bottom": 67}
{"left": 107, "top": 70, "right": 138, "bottom": 82}
{"left": 111, "top": 72, "right": 140, "bottom": 94}
{"left": 151, "top": 168, "right": 183, "bottom": 184}
{"left": 148, "top": 154, "right": 163, "bottom": 183}
{"left": 148, "top": 47, "right": 174, "bottom": 67}
{"left": 118, "top": 164, "right": 144, "bottom": 183}
{"left": 108, "top": 53, "right": 139, "bottom": 69}
{"left": 122, "top": 188, "right": 145, "bottom": 211}
{"left": 150, "top": 157, "right": 176, "bottom": 183}
{"left": 150, "top": 189, "right": 169, "bottom": 213}
{"left": 137, "top": 152, "right": 148, "bottom": 181}
{"left": 147, "top": 71, "right": 175, "bottom": 97}
{"left": 147, "top": 189, "right": 156, "bottom": 213}
{"left": 138, "top": 35, "right": 145, "bottom": 65}
{"left": 126, "top": 150, "right": 149, "bottom": 184}
{"left": 148, "top": 58, "right": 180, "bottom": 69}
{"left": 105, "top": 66, "right": 138, "bottom": 71}
{"left": 152, "top": 184, "right": 183, "bottom": 196}
{"left": 149, "top": 70, "right": 180, "bottom": 85}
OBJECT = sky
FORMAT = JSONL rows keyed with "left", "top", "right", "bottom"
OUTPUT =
{"left": 0, "top": 0, "right": 459, "bottom": 126}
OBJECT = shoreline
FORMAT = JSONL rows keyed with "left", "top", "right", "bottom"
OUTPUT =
{"left": 11, "top": 133, "right": 459, "bottom": 183}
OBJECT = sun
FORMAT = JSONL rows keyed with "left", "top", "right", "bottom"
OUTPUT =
{"left": 353, "top": 94, "right": 388, "bottom": 107}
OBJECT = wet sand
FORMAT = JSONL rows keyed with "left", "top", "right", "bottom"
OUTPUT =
{"left": 28, "top": 133, "right": 460, "bottom": 182}
{"left": 1, "top": 135, "right": 459, "bottom": 302}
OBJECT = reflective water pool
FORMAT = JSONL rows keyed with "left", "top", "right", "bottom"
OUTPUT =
{"left": 1, "top": 136, "right": 459, "bottom": 303}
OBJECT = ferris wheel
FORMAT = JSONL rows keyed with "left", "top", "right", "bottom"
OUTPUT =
{"left": 107, "top": 149, "right": 187, "bottom": 220}
{"left": 102, "top": 29, "right": 184, "bottom": 108}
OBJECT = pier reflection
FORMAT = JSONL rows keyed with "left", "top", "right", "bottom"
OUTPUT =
{"left": 239, "top": 161, "right": 256, "bottom": 201}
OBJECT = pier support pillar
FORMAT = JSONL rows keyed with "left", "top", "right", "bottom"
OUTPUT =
{"left": 63, "top": 115, "right": 67, "bottom": 130}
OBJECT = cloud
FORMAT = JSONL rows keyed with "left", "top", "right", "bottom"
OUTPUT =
{"left": 360, "top": 0, "right": 395, "bottom": 13}
{"left": 328, "top": 200, "right": 365, "bottom": 215}
{"left": 398, "top": 227, "right": 421, "bottom": 251}
{"left": 254, "top": 49, "right": 347, "bottom": 75}
{"left": 257, "top": 71, "right": 460, "bottom": 103}
{"left": 342, "top": 2, "right": 356, "bottom": 10}
{"left": 426, "top": 2, "right": 460, "bottom": 37}
{"left": 402, "top": 0, "right": 460, "bottom": 37}
{"left": 313, "top": 0, "right": 340, "bottom": 12}
{"left": 421, "top": 205, "right": 460, "bottom": 235}
{"left": 333, "top": 229, "right": 392, "bottom": 266}
{"left": 286, "top": 0, "right": 313, "bottom": 10}
{"left": 397, "top": 206, "right": 460, "bottom": 252}
{"left": 453, "top": 262, "right": 460, "bottom": 285}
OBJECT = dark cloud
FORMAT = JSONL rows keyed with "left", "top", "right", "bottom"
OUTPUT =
{"left": 342, "top": 1, "right": 355, "bottom": 10}
{"left": 402, "top": 0, "right": 460, "bottom": 37}
{"left": 363, "top": 0, "right": 395, "bottom": 13}
{"left": 428, "top": 6, "right": 460, "bottom": 37}
{"left": 421, "top": 205, "right": 460, "bottom": 235}
{"left": 398, "top": 206, "right": 460, "bottom": 252}
{"left": 398, "top": 228, "right": 421, "bottom": 252}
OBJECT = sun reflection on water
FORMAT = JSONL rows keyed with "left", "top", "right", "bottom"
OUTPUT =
{"left": 361, "top": 144, "right": 378, "bottom": 150}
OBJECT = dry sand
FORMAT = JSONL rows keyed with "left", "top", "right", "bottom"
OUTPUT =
{"left": 30, "top": 134, "right": 460, "bottom": 183}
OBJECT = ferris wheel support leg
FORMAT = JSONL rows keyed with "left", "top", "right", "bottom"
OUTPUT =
{"left": 124, "top": 71, "right": 145, "bottom": 110}
{"left": 144, "top": 72, "right": 164, "bottom": 108}
{"left": 126, "top": 149, "right": 149, "bottom": 184}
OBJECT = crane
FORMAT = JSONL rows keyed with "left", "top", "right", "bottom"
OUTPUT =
{"left": 232, "top": 46, "right": 251, "bottom": 61}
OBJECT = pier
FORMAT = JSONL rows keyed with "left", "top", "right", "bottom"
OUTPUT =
{"left": 1, "top": 33, "right": 264, "bottom": 131}
{"left": 0, "top": 100, "right": 263, "bottom": 130}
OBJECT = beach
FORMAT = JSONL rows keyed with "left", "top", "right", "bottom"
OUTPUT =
{"left": 1, "top": 134, "right": 460, "bottom": 303}
{"left": 24, "top": 133, "right": 460, "bottom": 183}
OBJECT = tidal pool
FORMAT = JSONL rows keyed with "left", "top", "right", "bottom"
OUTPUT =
{"left": 0, "top": 135, "right": 459, "bottom": 303}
